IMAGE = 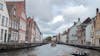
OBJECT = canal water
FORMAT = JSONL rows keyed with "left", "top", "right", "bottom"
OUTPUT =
{"left": 0, "top": 44, "right": 100, "bottom": 56}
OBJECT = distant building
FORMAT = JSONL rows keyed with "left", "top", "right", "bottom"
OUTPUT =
{"left": 85, "top": 20, "right": 94, "bottom": 45}
{"left": 93, "top": 8, "right": 100, "bottom": 46}
{"left": 34, "top": 22, "right": 42, "bottom": 43}
{"left": 68, "top": 18, "right": 81, "bottom": 44}
{"left": 67, "top": 28, "right": 70, "bottom": 43}
{"left": 52, "top": 36, "right": 57, "bottom": 42}
{"left": 59, "top": 31, "right": 68, "bottom": 43}
{"left": 56, "top": 33, "right": 60, "bottom": 42}
{"left": 25, "top": 17, "right": 35, "bottom": 43}
{"left": 6, "top": 2, "right": 19, "bottom": 43}
{"left": 6, "top": 1, "right": 27, "bottom": 43}
{"left": 77, "top": 17, "right": 92, "bottom": 45}
{"left": 0, "top": 0, "right": 9, "bottom": 43}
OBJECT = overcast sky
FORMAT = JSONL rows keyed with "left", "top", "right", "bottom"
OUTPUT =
{"left": 6, "top": 0, "right": 100, "bottom": 38}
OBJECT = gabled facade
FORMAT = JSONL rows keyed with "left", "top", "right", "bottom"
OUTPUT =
{"left": 34, "top": 22, "right": 42, "bottom": 43}
{"left": 6, "top": 2, "right": 19, "bottom": 43}
{"left": 77, "top": 17, "right": 92, "bottom": 45}
{"left": 26, "top": 17, "right": 42, "bottom": 43}
{"left": 56, "top": 33, "right": 60, "bottom": 42}
{"left": 6, "top": 1, "right": 27, "bottom": 43}
{"left": 59, "top": 31, "right": 68, "bottom": 43}
{"left": 26, "top": 17, "right": 35, "bottom": 43}
{"left": 0, "top": 0, "right": 9, "bottom": 43}
{"left": 93, "top": 8, "right": 100, "bottom": 46}
{"left": 68, "top": 18, "right": 81, "bottom": 44}
{"left": 85, "top": 20, "right": 94, "bottom": 45}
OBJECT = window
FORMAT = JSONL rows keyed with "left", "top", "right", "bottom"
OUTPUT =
{"left": 1, "top": 16, "right": 5, "bottom": 26}
{"left": 12, "top": 21, "right": 14, "bottom": 29}
{"left": 13, "top": 21, "right": 15, "bottom": 29}
{"left": 13, "top": 9, "right": 16, "bottom": 15}
{"left": 15, "top": 21, "right": 16, "bottom": 29}
{"left": 9, "top": 19, "right": 11, "bottom": 27}
{"left": 4, "top": 30, "right": 7, "bottom": 42}
{"left": 0, "top": 29, "right": 3, "bottom": 40}
{"left": 96, "top": 31, "right": 100, "bottom": 35}
{"left": 99, "top": 38, "right": 100, "bottom": 45}
{"left": 16, "top": 23, "right": 19, "bottom": 30}
{"left": 0, "top": 3, "right": 3, "bottom": 10}
{"left": 5, "top": 17, "right": 8, "bottom": 27}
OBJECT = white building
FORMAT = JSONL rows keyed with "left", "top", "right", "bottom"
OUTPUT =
{"left": 59, "top": 34, "right": 67, "bottom": 43}
{"left": 68, "top": 18, "right": 81, "bottom": 44}
{"left": 52, "top": 36, "right": 57, "bottom": 42}
{"left": 34, "top": 22, "right": 42, "bottom": 43}
{"left": 85, "top": 21, "right": 93, "bottom": 45}
{"left": 59, "top": 31, "right": 68, "bottom": 43}
{"left": 0, "top": 0, "right": 9, "bottom": 43}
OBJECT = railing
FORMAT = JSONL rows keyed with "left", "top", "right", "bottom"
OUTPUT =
{"left": 0, "top": 43, "right": 48, "bottom": 52}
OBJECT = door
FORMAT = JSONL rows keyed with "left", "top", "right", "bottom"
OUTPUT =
{"left": 99, "top": 38, "right": 100, "bottom": 45}
{"left": 4, "top": 30, "right": 7, "bottom": 42}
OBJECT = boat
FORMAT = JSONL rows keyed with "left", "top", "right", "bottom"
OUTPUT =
{"left": 71, "top": 49, "right": 88, "bottom": 56}
{"left": 51, "top": 42, "right": 56, "bottom": 47}
{"left": 71, "top": 53, "right": 88, "bottom": 56}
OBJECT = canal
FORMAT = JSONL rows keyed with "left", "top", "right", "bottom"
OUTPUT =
{"left": 0, "top": 44, "right": 100, "bottom": 56}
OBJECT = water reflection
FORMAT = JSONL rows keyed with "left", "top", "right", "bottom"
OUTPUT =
{"left": 0, "top": 44, "right": 100, "bottom": 56}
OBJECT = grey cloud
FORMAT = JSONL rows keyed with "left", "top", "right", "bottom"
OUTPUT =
{"left": 6, "top": 0, "right": 100, "bottom": 37}
{"left": 26, "top": 0, "right": 54, "bottom": 22}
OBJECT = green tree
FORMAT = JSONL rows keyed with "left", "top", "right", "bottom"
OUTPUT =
{"left": 44, "top": 36, "right": 52, "bottom": 43}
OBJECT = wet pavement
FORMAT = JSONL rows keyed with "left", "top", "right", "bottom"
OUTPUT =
{"left": 0, "top": 44, "right": 100, "bottom": 56}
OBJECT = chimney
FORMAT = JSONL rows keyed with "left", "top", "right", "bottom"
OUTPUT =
{"left": 96, "top": 8, "right": 99, "bottom": 14}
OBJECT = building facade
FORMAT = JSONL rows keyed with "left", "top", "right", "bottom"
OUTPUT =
{"left": 52, "top": 36, "right": 57, "bottom": 42}
{"left": 58, "top": 31, "right": 68, "bottom": 43}
{"left": 85, "top": 21, "right": 93, "bottom": 45}
{"left": 26, "top": 17, "right": 36, "bottom": 43}
{"left": 0, "top": 0, "right": 9, "bottom": 43}
{"left": 77, "top": 18, "right": 92, "bottom": 45}
{"left": 68, "top": 18, "right": 81, "bottom": 44}
{"left": 93, "top": 8, "right": 100, "bottom": 46}
{"left": 56, "top": 33, "right": 60, "bottom": 42}
{"left": 6, "top": 2, "right": 19, "bottom": 43}
{"left": 6, "top": 1, "right": 27, "bottom": 43}
{"left": 34, "top": 22, "right": 42, "bottom": 43}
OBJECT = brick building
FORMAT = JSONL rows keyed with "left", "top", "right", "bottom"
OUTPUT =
{"left": 26, "top": 17, "right": 42, "bottom": 43}
{"left": 6, "top": 1, "right": 27, "bottom": 43}
{"left": 6, "top": 2, "right": 19, "bottom": 43}
{"left": 93, "top": 8, "right": 100, "bottom": 46}
{"left": 26, "top": 17, "right": 35, "bottom": 43}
